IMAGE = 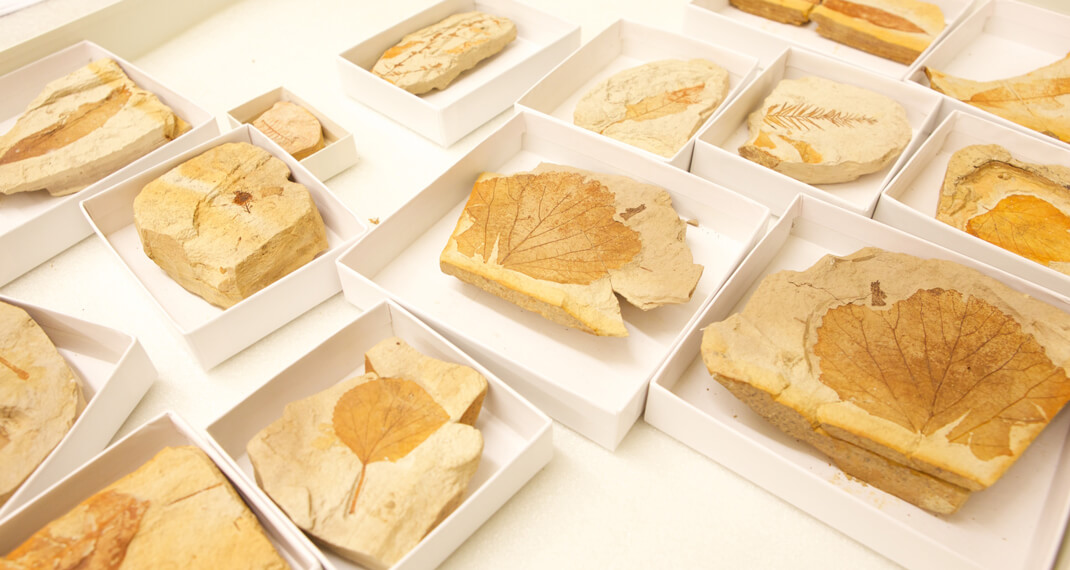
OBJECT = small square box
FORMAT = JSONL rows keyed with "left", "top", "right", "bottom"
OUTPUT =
{"left": 0, "top": 412, "right": 320, "bottom": 569}
{"left": 227, "top": 87, "right": 358, "bottom": 181}
{"left": 516, "top": 19, "right": 760, "bottom": 170}
{"left": 690, "top": 47, "right": 943, "bottom": 216}
{"left": 206, "top": 300, "right": 553, "bottom": 570}
{"left": 0, "top": 294, "right": 156, "bottom": 518}
{"left": 907, "top": 0, "right": 1070, "bottom": 148}
{"left": 336, "top": 111, "right": 770, "bottom": 450}
{"left": 80, "top": 125, "right": 368, "bottom": 369}
{"left": 645, "top": 195, "right": 1070, "bottom": 570}
{"left": 336, "top": 0, "right": 580, "bottom": 146}
{"left": 682, "top": 0, "right": 975, "bottom": 79}
{"left": 0, "top": 40, "right": 219, "bottom": 287}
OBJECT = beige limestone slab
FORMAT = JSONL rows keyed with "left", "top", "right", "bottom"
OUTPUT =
{"left": 251, "top": 101, "right": 325, "bottom": 161}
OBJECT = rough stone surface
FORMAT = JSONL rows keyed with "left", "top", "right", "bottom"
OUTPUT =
{"left": 1, "top": 446, "right": 290, "bottom": 569}
{"left": 738, "top": 76, "right": 911, "bottom": 184}
{"left": 0, "top": 58, "right": 189, "bottom": 197}
{"left": 730, "top": 0, "right": 819, "bottom": 25}
{"left": 811, "top": 0, "right": 945, "bottom": 65}
{"left": 574, "top": 59, "right": 730, "bottom": 158}
{"left": 701, "top": 248, "right": 1070, "bottom": 513}
{"left": 371, "top": 11, "right": 517, "bottom": 95}
{"left": 133, "top": 142, "right": 328, "bottom": 309}
{"left": 926, "top": 53, "right": 1070, "bottom": 143}
{"left": 251, "top": 101, "right": 325, "bottom": 161}
{"left": 247, "top": 337, "right": 485, "bottom": 570}
{"left": 0, "top": 301, "right": 83, "bottom": 508}
{"left": 440, "top": 163, "right": 703, "bottom": 337}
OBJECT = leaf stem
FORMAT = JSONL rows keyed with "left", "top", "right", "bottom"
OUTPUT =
{"left": 348, "top": 464, "right": 367, "bottom": 515}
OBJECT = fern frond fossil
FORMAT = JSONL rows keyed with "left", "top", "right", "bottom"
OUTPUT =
{"left": 761, "top": 102, "right": 878, "bottom": 132}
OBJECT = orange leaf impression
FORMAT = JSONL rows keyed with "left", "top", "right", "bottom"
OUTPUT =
{"left": 965, "top": 193, "right": 1070, "bottom": 267}
{"left": 454, "top": 171, "right": 642, "bottom": 285}
{"left": 813, "top": 287, "right": 1070, "bottom": 460}
{"left": 4, "top": 490, "right": 148, "bottom": 569}
{"left": 332, "top": 378, "right": 449, "bottom": 514}
{"left": 612, "top": 84, "right": 704, "bottom": 128}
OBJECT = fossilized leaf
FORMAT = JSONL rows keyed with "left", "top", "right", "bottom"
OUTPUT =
{"left": 813, "top": 287, "right": 1070, "bottom": 460}
{"left": 965, "top": 193, "right": 1070, "bottom": 266}
{"left": 454, "top": 171, "right": 642, "bottom": 285}
{"left": 332, "top": 377, "right": 449, "bottom": 513}
{"left": 616, "top": 84, "right": 705, "bottom": 127}
{"left": 0, "top": 87, "right": 132, "bottom": 166}
{"left": 3, "top": 489, "right": 148, "bottom": 569}
{"left": 967, "top": 77, "right": 1070, "bottom": 106}
{"left": 761, "top": 102, "right": 877, "bottom": 132}
{"left": 820, "top": 0, "right": 926, "bottom": 33}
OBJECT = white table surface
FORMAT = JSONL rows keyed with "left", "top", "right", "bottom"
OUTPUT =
{"left": 2, "top": 0, "right": 1070, "bottom": 568}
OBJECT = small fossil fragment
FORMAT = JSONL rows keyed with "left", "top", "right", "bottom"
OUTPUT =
{"left": 251, "top": 101, "right": 325, "bottom": 160}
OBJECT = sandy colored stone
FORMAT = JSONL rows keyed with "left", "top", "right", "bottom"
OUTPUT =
{"left": 247, "top": 337, "right": 485, "bottom": 570}
{"left": 1, "top": 446, "right": 289, "bottom": 570}
{"left": 251, "top": 101, "right": 325, "bottom": 160}
{"left": 730, "top": 0, "right": 819, "bottom": 25}
{"left": 574, "top": 59, "right": 730, "bottom": 158}
{"left": 936, "top": 144, "right": 1070, "bottom": 276}
{"left": 739, "top": 76, "right": 911, "bottom": 184}
{"left": 926, "top": 52, "right": 1070, "bottom": 143}
{"left": 811, "top": 0, "right": 945, "bottom": 65}
{"left": 371, "top": 11, "right": 516, "bottom": 95}
{"left": 701, "top": 248, "right": 1070, "bottom": 513}
{"left": 0, "top": 301, "right": 83, "bottom": 508}
{"left": 439, "top": 163, "right": 703, "bottom": 337}
{"left": 0, "top": 58, "right": 189, "bottom": 197}
{"left": 133, "top": 142, "right": 328, "bottom": 309}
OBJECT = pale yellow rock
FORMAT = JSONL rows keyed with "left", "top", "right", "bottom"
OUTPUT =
{"left": 251, "top": 101, "right": 325, "bottom": 160}
{"left": 439, "top": 163, "right": 703, "bottom": 337}
{"left": 371, "top": 11, "right": 517, "bottom": 95}
{"left": 926, "top": 52, "right": 1070, "bottom": 143}
{"left": 701, "top": 248, "right": 1070, "bottom": 513}
{"left": 574, "top": 59, "right": 731, "bottom": 158}
{"left": 0, "top": 58, "right": 189, "bottom": 197}
{"left": 133, "top": 142, "right": 329, "bottom": 309}
{"left": 1, "top": 446, "right": 290, "bottom": 569}
{"left": 247, "top": 337, "right": 485, "bottom": 570}
{"left": 935, "top": 144, "right": 1070, "bottom": 276}
{"left": 0, "top": 301, "right": 83, "bottom": 508}
{"left": 730, "top": 0, "right": 819, "bottom": 25}
{"left": 739, "top": 76, "right": 911, "bottom": 184}
{"left": 811, "top": 0, "right": 945, "bottom": 65}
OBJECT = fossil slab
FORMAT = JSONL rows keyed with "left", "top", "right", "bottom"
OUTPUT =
{"left": 251, "top": 101, "right": 325, "bottom": 160}
{"left": 0, "top": 300, "right": 83, "bottom": 508}
{"left": 247, "top": 337, "right": 486, "bottom": 570}
{"left": 701, "top": 248, "right": 1070, "bottom": 513}
{"left": 0, "top": 58, "right": 189, "bottom": 197}
{"left": 371, "top": 11, "right": 517, "bottom": 95}
{"left": 926, "top": 53, "right": 1070, "bottom": 143}
{"left": 2, "top": 446, "right": 289, "bottom": 569}
{"left": 133, "top": 142, "right": 328, "bottom": 309}
{"left": 730, "top": 0, "right": 819, "bottom": 25}
{"left": 738, "top": 76, "right": 911, "bottom": 184}
{"left": 811, "top": 0, "right": 945, "bottom": 65}
{"left": 574, "top": 59, "right": 730, "bottom": 158}
{"left": 440, "top": 163, "right": 703, "bottom": 337}
{"left": 937, "top": 144, "right": 1070, "bottom": 276}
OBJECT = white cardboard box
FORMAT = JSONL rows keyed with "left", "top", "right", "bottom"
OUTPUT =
{"left": 907, "top": 0, "right": 1070, "bottom": 148}
{"left": 336, "top": 0, "right": 580, "bottom": 146}
{"left": 206, "top": 300, "right": 553, "bottom": 570}
{"left": 682, "top": 0, "right": 975, "bottom": 79}
{"left": 227, "top": 86, "right": 358, "bottom": 181}
{"left": 690, "top": 47, "right": 944, "bottom": 217}
{"left": 80, "top": 125, "right": 368, "bottom": 369}
{"left": 0, "top": 40, "right": 219, "bottom": 287}
{"left": 875, "top": 110, "right": 1070, "bottom": 300}
{"left": 516, "top": 19, "right": 760, "bottom": 170}
{"left": 336, "top": 111, "right": 770, "bottom": 450}
{"left": 0, "top": 293, "right": 156, "bottom": 519}
{"left": 644, "top": 194, "right": 1070, "bottom": 570}
{"left": 0, "top": 412, "right": 321, "bottom": 569}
